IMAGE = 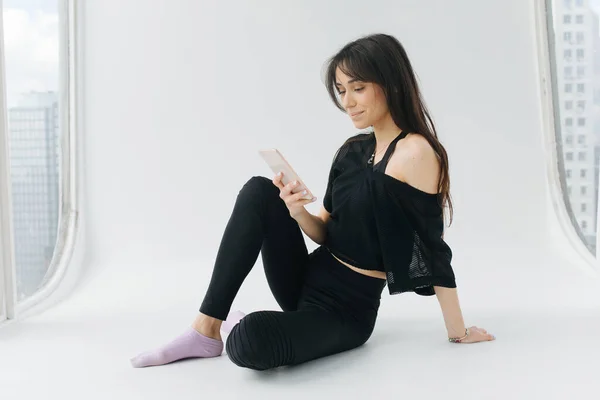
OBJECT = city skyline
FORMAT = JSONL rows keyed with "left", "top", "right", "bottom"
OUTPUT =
{"left": 7, "top": 90, "right": 60, "bottom": 299}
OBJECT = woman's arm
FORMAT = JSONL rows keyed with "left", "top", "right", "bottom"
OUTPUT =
{"left": 387, "top": 136, "right": 495, "bottom": 343}
{"left": 293, "top": 206, "right": 330, "bottom": 245}
{"left": 433, "top": 286, "right": 466, "bottom": 338}
{"left": 272, "top": 173, "right": 330, "bottom": 245}
{"left": 387, "top": 137, "right": 466, "bottom": 337}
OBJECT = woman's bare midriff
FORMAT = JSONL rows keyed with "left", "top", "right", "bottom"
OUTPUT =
{"left": 327, "top": 250, "right": 387, "bottom": 280}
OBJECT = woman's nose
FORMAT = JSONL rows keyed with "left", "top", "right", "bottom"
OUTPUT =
{"left": 342, "top": 93, "right": 355, "bottom": 109}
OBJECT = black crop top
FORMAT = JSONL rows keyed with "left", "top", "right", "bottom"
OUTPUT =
{"left": 323, "top": 131, "right": 457, "bottom": 296}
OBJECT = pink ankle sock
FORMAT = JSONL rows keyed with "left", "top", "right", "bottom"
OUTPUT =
{"left": 130, "top": 327, "right": 223, "bottom": 368}
{"left": 130, "top": 310, "right": 246, "bottom": 368}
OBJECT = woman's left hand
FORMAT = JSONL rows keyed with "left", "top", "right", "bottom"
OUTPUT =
{"left": 452, "top": 326, "right": 496, "bottom": 344}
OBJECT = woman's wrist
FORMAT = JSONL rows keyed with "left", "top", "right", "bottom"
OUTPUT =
{"left": 293, "top": 209, "right": 327, "bottom": 244}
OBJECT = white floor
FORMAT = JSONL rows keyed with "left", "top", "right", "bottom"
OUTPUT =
{"left": 2, "top": 243, "right": 600, "bottom": 400}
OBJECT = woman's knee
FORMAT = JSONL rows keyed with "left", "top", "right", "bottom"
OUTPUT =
{"left": 237, "top": 176, "right": 279, "bottom": 205}
{"left": 242, "top": 176, "right": 278, "bottom": 195}
{"left": 225, "top": 311, "right": 291, "bottom": 371}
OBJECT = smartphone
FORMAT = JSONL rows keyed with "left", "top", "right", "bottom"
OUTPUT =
{"left": 258, "top": 148, "right": 314, "bottom": 200}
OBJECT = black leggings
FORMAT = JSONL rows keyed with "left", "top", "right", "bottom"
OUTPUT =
{"left": 199, "top": 176, "right": 386, "bottom": 370}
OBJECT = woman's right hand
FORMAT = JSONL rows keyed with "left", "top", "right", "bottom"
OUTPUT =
{"left": 272, "top": 172, "right": 317, "bottom": 219}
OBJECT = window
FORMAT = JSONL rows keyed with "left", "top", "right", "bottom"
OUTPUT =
{"left": 580, "top": 169, "right": 586, "bottom": 178}
{"left": 577, "top": 134, "right": 585, "bottom": 144}
{"left": 566, "top": 117, "right": 573, "bottom": 126}
{"left": 564, "top": 49, "right": 572, "bottom": 59}
{"left": 566, "top": 134, "right": 573, "bottom": 143}
{"left": 564, "top": 15, "right": 572, "bottom": 24}
{"left": 565, "top": 83, "right": 572, "bottom": 93}
{"left": 576, "top": 48, "right": 584, "bottom": 59}
{"left": 564, "top": 0, "right": 572, "bottom": 6}
{"left": 1, "top": 0, "right": 74, "bottom": 315}
{"left": 566, "top": 151, "right": 574, "bottom": 161}
{"left": 578, "top": 152, "right": 586, "bottom": 161}
{"left": 564, "top": 31, "right": 572, "bottom": 41}
{"left": 576, "top": 100, "right": 585, "bottom": 111}
{"left": 576, "top": 32, "right": 584, "bottom": 43}
{"left": 565, "top": 66, "right": 573, "bottom": 77}
{"left": 581, "top": 186, "right": 587, "bottom": 195}
{"left": 576, "top": 66, "right": 584, "bottom": 78}
{"left": 567, "top": 169, "right": 572, "bottom": 178}
{"left": 577, "top": 83, "right": 584, "bottom": 93}
{"left": 575, "top": 0, "right": 583, "bottom": 6}
{"left": 582, "top": 203, "right": 587, "bottom": 212}
{"left": 577, "top": 118, "right": 585, "bottom": 127}
{"left": 576, "top": 15, "right": 584, "bottom": 23}
{"left": 582, "top": 220, "right": 587, "bottom": 230}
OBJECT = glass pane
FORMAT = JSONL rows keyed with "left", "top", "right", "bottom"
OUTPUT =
{"left": 549, "top": 0, "right": 600, "bottom": 254}
{"left": 2, "top": 0, "right": 61, "bottom": 300}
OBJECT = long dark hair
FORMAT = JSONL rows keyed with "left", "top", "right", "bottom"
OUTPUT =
{"left": 323, "top": 33, "right": 454, "bottom": 228}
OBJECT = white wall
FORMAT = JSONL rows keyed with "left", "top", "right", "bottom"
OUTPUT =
{"left": 33, "top": 0, "right": 600, "bottom": 318}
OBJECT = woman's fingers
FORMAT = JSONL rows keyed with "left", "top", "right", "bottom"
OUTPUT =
{"left": 272, "top": 172, "right": 284, "bottom": 190}
{"left": 287, "top": 189, "right": 315, "bottom": 205}
{"left": 272, "top": 172, "right": 316, "bottom": 217}
{"left": 272, "top": 173, "right": 311, "bottom": 200}
{"left": 280, "top": 179, "right": 301, "bottom": 199}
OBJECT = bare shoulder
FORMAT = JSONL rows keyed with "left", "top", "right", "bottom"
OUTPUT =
{"left": 387, "top": 133, "right": 440, "bottom": 194}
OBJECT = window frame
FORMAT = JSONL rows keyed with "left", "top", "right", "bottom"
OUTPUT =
{"left": 534, "top": 0, "right": 598, "bottom": 268}
{"left": 0, "top": 0, "right": 80, "bottom": 321}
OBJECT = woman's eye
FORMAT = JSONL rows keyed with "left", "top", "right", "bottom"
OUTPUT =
{"left": 338, "top": 87, "right": 363, "bottom": 95}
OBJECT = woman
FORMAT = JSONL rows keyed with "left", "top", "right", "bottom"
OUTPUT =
{"left": 130, "top": 33, "right": 495, "bottom": 371}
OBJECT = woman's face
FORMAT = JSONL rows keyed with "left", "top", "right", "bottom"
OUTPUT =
{"left": 335, "top": 67, "right": 390, "bottom": 130}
